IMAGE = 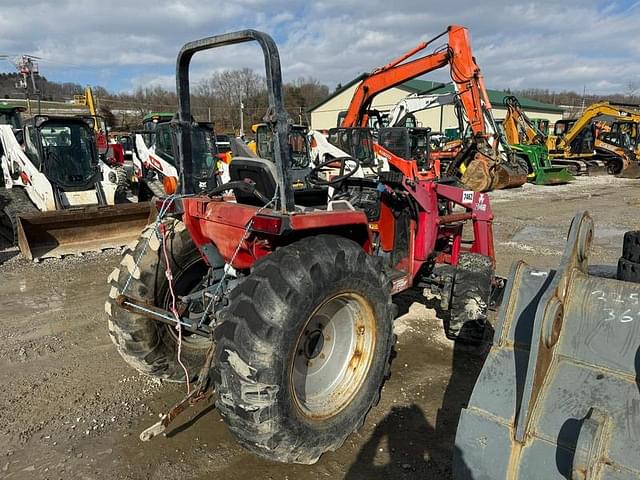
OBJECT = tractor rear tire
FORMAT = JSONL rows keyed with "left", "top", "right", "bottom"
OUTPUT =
{"left": 447, "top": 253, "right": 493, "bottom": 344}
{"left": 105, "top": 217, "right": 213, "bottom": 381}
{"left": 213, "top": 235, "right": 394, "bottom": 464}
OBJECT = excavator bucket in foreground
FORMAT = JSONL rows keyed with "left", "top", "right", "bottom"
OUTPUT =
{"left": 454, "top": 211, "right": 640, "bottom": 479}
{"left": 17, "top": 202, "right": 152, "bottom": 261}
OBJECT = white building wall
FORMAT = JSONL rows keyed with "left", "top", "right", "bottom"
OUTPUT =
{"left": 310, "top": 85, "right": 563, "bottom": 132}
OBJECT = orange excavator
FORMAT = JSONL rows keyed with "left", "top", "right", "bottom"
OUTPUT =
{"left": 340, "top": 25, "right": 528, "bottom": 192}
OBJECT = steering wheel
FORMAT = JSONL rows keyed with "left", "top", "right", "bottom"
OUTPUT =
{"left": 307, "top": 156, "right": 361, "bottom": 186}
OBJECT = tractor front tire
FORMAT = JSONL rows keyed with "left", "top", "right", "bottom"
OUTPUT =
{"left": 447, "top": 253, "right": 493, "bottom": 344}
{"left": 106, "top": 217, "right": 212, "bottom": 381}
{"left": 213, "top": 235, "right": 394, "bottom": 464}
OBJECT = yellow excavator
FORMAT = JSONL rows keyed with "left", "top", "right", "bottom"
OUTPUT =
{"left": 547, "top": 102, "right": 640, "bottom": 177}
{"left": 604, "top": 115, "right": 640, "bottom": 158}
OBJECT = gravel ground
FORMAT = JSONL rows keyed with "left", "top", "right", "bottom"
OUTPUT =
{"left": 0, "top": 175, "right": 637, "bottom": 479}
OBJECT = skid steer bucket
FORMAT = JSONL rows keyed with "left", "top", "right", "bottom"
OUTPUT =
{"left": 16, "top": 202, "right": 152, "bottom": 261}
{"left": 454, "top": 211, "right": 640, "bottom": 479}
{"left": 511, "top": 145, "right": 574, "bottom": 185}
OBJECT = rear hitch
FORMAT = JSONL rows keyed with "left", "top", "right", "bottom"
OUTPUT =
{"left": 140, "top": 342, "right": 216, "bottom": 441}
{"left": 116, "top": 294, "right": 212, "bottom": 337}
{"left": 116, "top": 294, "right": 218, "bottom": 439}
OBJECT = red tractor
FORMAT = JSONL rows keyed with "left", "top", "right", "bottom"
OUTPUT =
{"left": 106, "top": 29, "right": 500, "bottom": 464}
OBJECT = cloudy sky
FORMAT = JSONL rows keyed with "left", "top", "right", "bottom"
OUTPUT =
{"left": 0, "top": 0, "right": 638, "bottom": 94}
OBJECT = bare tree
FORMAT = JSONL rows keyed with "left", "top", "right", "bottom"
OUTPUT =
{"left": 284, "top": 77, "right": 330, "bottom": 124}
{"left": 625, "top": 81, "right": 640, "bottom": 97}
{"left": 195, "top": 68, "right": 266, "bottom": 131}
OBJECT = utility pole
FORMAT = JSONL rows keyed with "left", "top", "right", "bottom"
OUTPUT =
{"left": 239, "top": 100, "right": 245, "bottom": 138}
{"left": 0, "top": 54, "right": 42, "bottom": 114}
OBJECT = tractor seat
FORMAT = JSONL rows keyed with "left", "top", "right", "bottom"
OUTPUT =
{"left": 229, "top": 157, "right": 327, "bottom": 209}
{"left": 229, "top": 157, "right": 278, "bottom": 206}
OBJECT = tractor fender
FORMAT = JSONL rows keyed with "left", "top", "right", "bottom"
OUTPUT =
{"left": 182, "top": 197, "right": 371, "bottom": 270}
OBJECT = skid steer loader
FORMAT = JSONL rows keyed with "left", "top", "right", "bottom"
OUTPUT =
{"left": 0, "top": 114, "right": 150, "bottom": 260}
{"left": 132, "top": 113, "right": 228, "bottom": 201}
{"left": 0, "top": 104, "right": 25, "bottom": 189}
{"left": 106, "top": 28, "right": 503, "bottom": 465}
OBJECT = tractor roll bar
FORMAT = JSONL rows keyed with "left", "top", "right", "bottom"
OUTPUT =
{"left": 175, "top": 29, "right": 294, "bottom": 212}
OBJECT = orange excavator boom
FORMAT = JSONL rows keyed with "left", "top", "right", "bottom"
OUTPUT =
{"left": 340, "top": 25, "right": 527, "bottom": 191}
{"left": 341, "top": 26, "right": 491, "bottom": 137}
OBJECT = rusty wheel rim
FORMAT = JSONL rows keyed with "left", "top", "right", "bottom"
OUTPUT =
{"left": 291, "top": 292, "right": 376, "bottom": 420}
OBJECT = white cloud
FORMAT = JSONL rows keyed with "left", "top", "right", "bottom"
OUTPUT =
{"left": 0, "top": 0, "right": 637, "bottom": 94}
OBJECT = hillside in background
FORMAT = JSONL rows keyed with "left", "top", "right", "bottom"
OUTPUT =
{"left": 2, "top": 69, "right": 639, "bottom": 130}
{"left": 0, "top": 72, "right": 99, "bottom": 101}
{"left": 0, "top": 69, "right": 329, "bottom": 132}
{"left": 509, "top": 86, "right": 640, "bottom": 117}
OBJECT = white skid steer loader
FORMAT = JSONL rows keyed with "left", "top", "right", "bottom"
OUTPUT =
{"left": 0, "top": 115, "right": 150, "bottom": 260}
{"left": 132, "top": 117, "right": 227, "bottom": 201}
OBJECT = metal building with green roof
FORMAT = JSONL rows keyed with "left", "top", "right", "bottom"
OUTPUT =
{"left": 308, "top": 76, "right": 563, "bottom": 131}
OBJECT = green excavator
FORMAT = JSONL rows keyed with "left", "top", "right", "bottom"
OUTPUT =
{"left": 501, "top": 96, "right": 574, "bottom": 185}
